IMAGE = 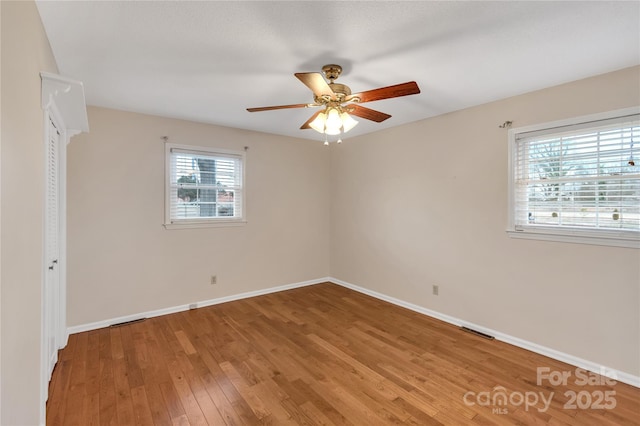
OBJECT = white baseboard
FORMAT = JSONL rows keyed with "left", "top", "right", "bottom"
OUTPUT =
{"left": 66, "top": 277, "right": 330, "bottom": 335}
{"left": 67, "top": 276, "right": 639, "bottom": 388}
{"left": 329, "top": 277, "right": 640, "bottom": 388}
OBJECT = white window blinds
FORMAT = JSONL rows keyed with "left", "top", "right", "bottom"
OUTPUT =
{"left": 167, "top": 145, "right": 244, "bottom": 225}
{"left": 512, "top": 113, "right": 640, "bottom": 240}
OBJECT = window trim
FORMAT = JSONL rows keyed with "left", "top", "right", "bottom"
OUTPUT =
{"left": 164, "top": 143, "right": 247, "bottom": 229}
{"left": 507, "top": 107, "right": 640, "bottom": 249}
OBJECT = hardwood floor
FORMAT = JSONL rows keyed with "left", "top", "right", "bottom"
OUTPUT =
{"left": 47, "top": 283, "right": 639, "bottom": 425}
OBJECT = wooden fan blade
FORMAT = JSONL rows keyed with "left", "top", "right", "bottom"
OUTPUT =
{"left": 300, "top": 110, "right": 322, "bottom": 129}
{"left": 295, "top": 72, "right": 335, "bottom": 99}
{"left": 347, "top": 104, "right": 391, "bottom": 123}
{"left": 348, "top": 81, "right": 420, "bottom": 103}
{"left": 247, "top": 103, "right": 309, "bottom": 112}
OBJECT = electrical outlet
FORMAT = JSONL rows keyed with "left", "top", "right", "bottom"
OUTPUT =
{"left": 210, "top": 275, "right": 217, "bottom": 285}
{"left": 432, "top": 285, "right": 439, "bottom": 296}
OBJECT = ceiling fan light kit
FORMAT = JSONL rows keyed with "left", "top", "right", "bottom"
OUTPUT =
{"left": 309, "top": 106, "right": 359, "bottom": 135}
{"left": 247, "top": 64, "right": 421, "bottom": 143}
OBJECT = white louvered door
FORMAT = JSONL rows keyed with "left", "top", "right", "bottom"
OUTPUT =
{"left": 44, "top": 116, "right": 61, "bottom": 384}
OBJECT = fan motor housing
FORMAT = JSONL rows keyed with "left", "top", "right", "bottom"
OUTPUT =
{"left": 329, "top": 83, "right": 351, "bottom": 97}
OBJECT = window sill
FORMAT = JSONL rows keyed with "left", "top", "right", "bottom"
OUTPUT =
{"left": 164, "top": 220, "right": 247, "bottom": 230}
{"left": 506, "top": 228, "right": 640, "bottom": 249}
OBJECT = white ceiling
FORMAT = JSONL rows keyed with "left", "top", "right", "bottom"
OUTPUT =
{"left": 36, "top": 1, "right": 640, "bottom": 142}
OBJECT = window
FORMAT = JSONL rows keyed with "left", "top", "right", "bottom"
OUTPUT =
{"left": 165, "top": 144, "right": 245, "bottom": 228}
{"left": 508, "top": 108, "right": 640, "bottom": 248}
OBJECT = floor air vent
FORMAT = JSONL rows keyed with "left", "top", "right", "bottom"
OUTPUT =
{"left": 460, "top": 326, "right": 495, "bottom": 340}
{"left": 110, "top": 318, "right": 146, "bottom": 328}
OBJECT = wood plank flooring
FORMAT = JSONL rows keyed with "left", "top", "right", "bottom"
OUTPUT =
{"left": 47, "top": 282, "right": 640, "bottom": 425}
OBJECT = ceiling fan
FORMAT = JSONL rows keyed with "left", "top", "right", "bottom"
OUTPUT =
{"left": 247, "top": 64, "right": 420, "bottom": 139}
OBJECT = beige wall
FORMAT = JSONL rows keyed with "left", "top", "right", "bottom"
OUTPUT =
{"left": 1, "top": 1, "right": 59, "bottom": 424}
{"left": 67, "top": 107, "right": 331, "bottom": 326}
{"left": 330, "top": 66, "right": 640, "bottom": 377}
